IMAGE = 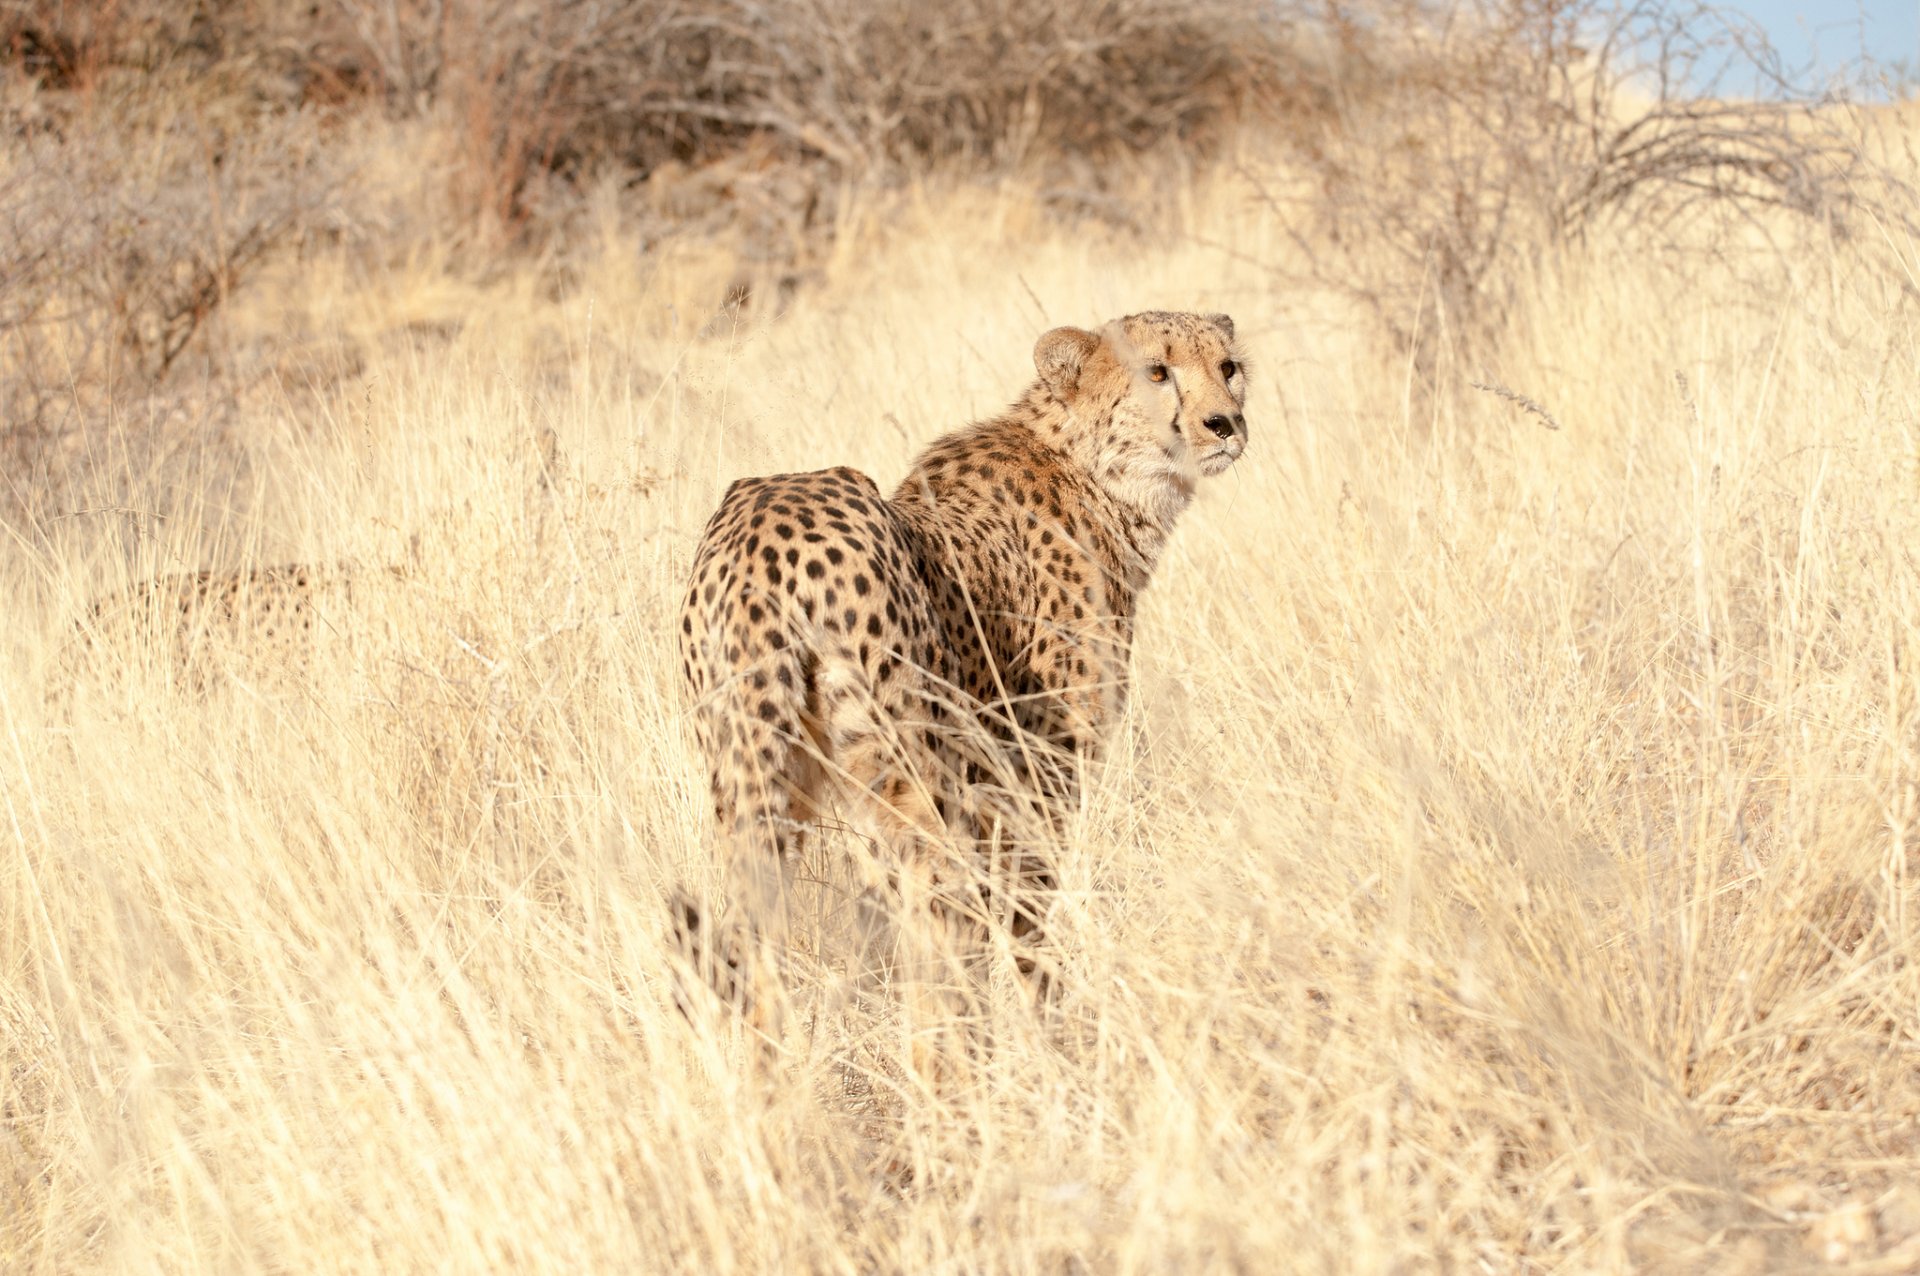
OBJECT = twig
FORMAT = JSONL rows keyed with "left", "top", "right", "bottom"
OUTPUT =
{"left": 1470, "top": 379, "right": 1563, "bottom": 431}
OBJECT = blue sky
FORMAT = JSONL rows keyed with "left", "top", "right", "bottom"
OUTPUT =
{"left": 1719, "top": 1, "right": 1918, "bottom": 87}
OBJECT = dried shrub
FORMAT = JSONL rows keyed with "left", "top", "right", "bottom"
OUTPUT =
{"left": 2, "top": 0, "right": 1319, "bottom": 348}
{"left": 0, "top": 73, "right": 336, "bottom": 457}
{"left": 1278, "top": 0, "right": 1918, "bottom": 380}
{"left": 322, "top": 0, "right": 1315, "bottom": 234}
{"left": 0, "top": 0, "right": 366, "bottom": 102}
{"left": 6, "top": 0, "right": 1913, "bottom": 459}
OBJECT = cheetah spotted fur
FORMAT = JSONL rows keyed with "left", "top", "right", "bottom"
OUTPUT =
{"left": 677, "top": 310, "right": 1249, "bottom": 1030}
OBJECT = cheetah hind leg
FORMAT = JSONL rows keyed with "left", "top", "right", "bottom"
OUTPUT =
{"left": 669, "top": 810, "right": 815, "bottom": 1058}
{"left": 831, "top": 721, "right": 991, "bottom": 1094}
{"left": 673, "top": 670, "right": 826, "bottom": 1055}
{"left": 668, "top": 887, "right": 751, "bottom": 1018}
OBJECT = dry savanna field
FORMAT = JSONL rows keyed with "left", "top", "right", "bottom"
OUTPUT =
{"left": 4, "top": 5, "right": 1920, "bottom": 1272}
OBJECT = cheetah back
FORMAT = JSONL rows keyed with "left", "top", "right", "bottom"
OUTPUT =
{"left": 679, "top": 465, "right": 963, "bottom": 863}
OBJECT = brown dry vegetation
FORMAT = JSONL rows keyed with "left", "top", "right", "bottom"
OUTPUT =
{"left": 5, "top": 2, "right": 1920, "bottom": 1272}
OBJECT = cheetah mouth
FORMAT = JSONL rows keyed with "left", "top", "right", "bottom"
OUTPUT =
{"left": 1199, "top": 442, "right": 1244, "bottom": 475}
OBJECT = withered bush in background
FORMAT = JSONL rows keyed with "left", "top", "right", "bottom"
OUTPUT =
{"left": 4, "top": 0, "right": 1309, "bottom": 221}
{"left": 1286, "top": 0, "right": 1915, "bottom": 386}
{"left": 0, "top": 0, "right": 1306, "bottom": 465}
{"left": 328, "top": 0, "right": 1312, "bottom": 232}
{"left": 1, "top": 1, "right": 341, "bottom": 459}
{"left": 0, "top": 97, "right": 332, "bottom": 425}
{"left": 2, "top": 0, "right": 1913, "bottom": 460}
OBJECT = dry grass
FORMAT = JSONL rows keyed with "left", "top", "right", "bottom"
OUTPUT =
{"left": 5, "top": 110, "right": 1920, "bottom": 1273}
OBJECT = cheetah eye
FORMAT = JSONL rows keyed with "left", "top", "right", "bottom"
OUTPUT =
{"left": 1220, "top": 360, "right": 1238, "bottom": 379}
{"left": 1147, "top": 364, "right": 1169, "bottom": 383}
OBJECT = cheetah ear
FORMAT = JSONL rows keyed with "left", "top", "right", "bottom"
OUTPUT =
{"left": 1034, "top": 326, "right": 1102, "bottom": 397}
{"left": 1206, "top": 313, "right": 1235, "bottom": 341}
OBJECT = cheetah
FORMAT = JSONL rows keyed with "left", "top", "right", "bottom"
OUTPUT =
{"left": 677, "top": 310, "right": 1249, "bottom": 1044}
{"left": 57, "top": 430, "right": 563, "bottom": 700}
{"left": 88, "top": 565, "right": 358, "bottom": 646}
{"left": 64, "top": 564, "right": 398, "bottom": 695}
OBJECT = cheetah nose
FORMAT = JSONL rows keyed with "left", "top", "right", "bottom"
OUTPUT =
{"left": 1204, "top": 414, "right": 1239, "bottom": 440}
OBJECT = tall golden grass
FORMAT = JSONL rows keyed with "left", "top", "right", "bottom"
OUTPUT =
{"left": 6, "top": 117, "right": 1920, "bottom": 1272}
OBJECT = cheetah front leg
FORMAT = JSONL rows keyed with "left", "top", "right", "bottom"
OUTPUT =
{"left": 992, "top": 627, "right": 1132, "bottom": 1001}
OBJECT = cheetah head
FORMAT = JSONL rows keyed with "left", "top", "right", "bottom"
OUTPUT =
{"left": 1033, "top": 310, "right": 1247, "bottom": 523}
